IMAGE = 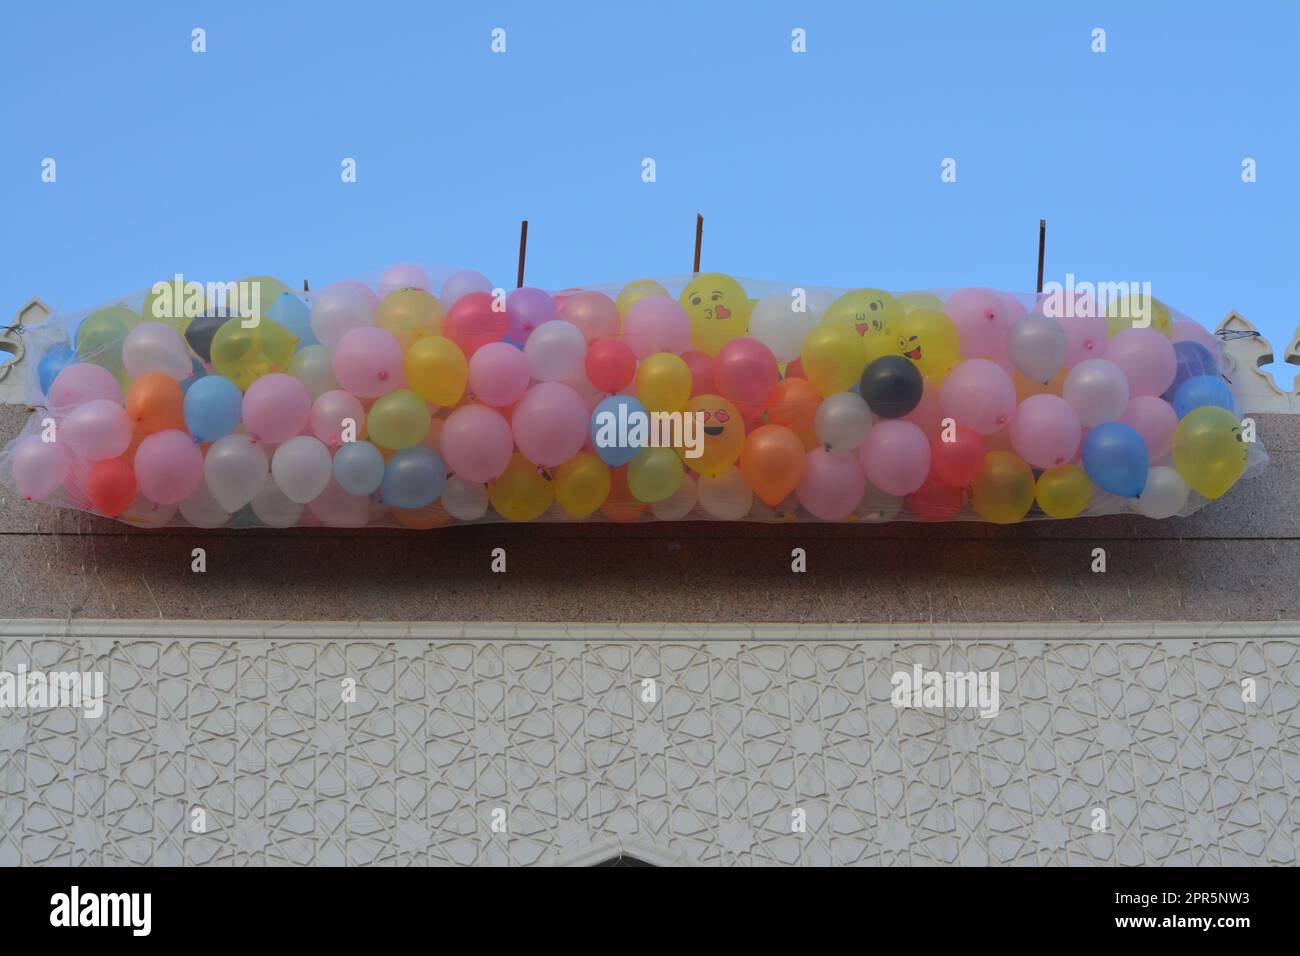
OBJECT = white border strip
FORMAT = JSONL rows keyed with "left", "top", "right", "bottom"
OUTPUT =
{"left": 1, "top": 619, "right": 1298, "bottom": 642}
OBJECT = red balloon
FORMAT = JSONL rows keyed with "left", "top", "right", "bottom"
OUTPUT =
{"left": 784, "top": 358, "right": 806, "bottom": 379}
{"left": 931, "top": 425, "right": 986, "bottom": 487}
{"left": 444, "top": 291, "right": 508, "bottom": 358}
{"left": 682, "top": 350, "right": 717, "bottom": 396}
{"left": 906, "top": 474, "right": 964, "bottom": 522}
{"left": 86, "top": 458, "right": 137, "bottom": 517}
{"left": 714, "top": 337, "right": 778, "bottom": 418}
{"left": 585, "top": 338, "right": 637, "bottom": 393}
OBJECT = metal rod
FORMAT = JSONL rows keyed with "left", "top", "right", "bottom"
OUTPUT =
{"left": 517, "top": 220, "right": 529, "bottom": 288}
{"left": 1036, "top": 219, "right": 1046, "bottom": 295}
{"left": 693, "top": 214, "right": 703, "bottom": 273}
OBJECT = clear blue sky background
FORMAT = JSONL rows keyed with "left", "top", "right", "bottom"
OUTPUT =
{"left": 3, "top": 0, "right": 1297, "bottom": 383}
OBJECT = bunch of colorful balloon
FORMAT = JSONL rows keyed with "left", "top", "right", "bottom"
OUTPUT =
{"left": 2, "top": 265, "right": 1262, "bottom": 527}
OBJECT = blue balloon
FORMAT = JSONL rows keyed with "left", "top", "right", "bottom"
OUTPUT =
{"left": 379, "top": 447, "right": 446, "bottom": 509}
{"left": 183, "top": 374, "right": 243, "bottom": 442}
{"left": 268, "top": 293, "right": 316, "bottom": 348}
{"left": 179, "top": 357, "right": 208, "bottom": 395}
{"left": 1082, "top": 422, "right": 1149, "bottom": 498}
{"left": 1161, "top": 341, "right": 1218, "bottom": 402}
{"left": 1172, "top": 374, "right": 1235, "bottom": 419}
{"left": 334, "top": 440, "right": 386, "bottom": 496}
{"left": 38, "top": 347, "right": 77, "bottom": 395}
{"left": 590, "top": 394, "right": 647, "bottom": 467}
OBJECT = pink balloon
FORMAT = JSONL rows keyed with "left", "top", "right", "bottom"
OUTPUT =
{"left": 1058, "top": 313, "right": 1108, "bottom": 368}
{"left": 623, "top": 297, "right": 691, "bottom": 359}
{"left": 469, "top": 341, "right": 530, "bottom": 407}
{"left": 306, "top": 477, "right": 371, "bottom": 528}
{"left": 859, "top": 419, "right": 930, "bottom": 496}
{"left": 311, "top": 390, "right": 366, "bottom": 448}
{"left": 332, "top": 326, "right": 404, "bottom": 398}
{"left": 243, "top": 373, "right": 311, "bottom": 444}
{"left": 1171, "top": 321, "right": 1223, "bottom": 369}
{"left": 379, "top": 263, "right": 431, "bottom": 298}
{"left": 1105, "top": 328, "right": 1177, "bottom": 397}
{"left": 1009, "top": 394, "right": 1082, "bottom": 469}
{"left": 560, "top": 291, "right": 621, "bottom": 341}
{"left": 940, "top": 358, "right": 1017, "bottom": 435}
{"left": 441, "top": 404, "right": 514, "bottom": 482}
{"left": 60, "top": 398, "right": 132, "bottom": 462}
{"left": 714, "top": 337, "right": 778, "bottom": 409}
{"left": 135, "top": 429, "right": 203, "bottom": 505}
{"left": 11, "top": 435, "right": 69, "bottom": 501}
{"left": 1120, "top": 395, "right": 1178, "bottom": 461}
{"left": 48, "top": 363, "right": 122, "bottom": 418}
{"left": 511, "top": 382, "right": 588, "bottom": 467}
{"left": 901, "top": 378, "right": 943, "bottom": 438}
{"left": 945, "top": 288, "right": 1023, "bottom": 360}
{"left": 796, "top": 448, "right": 866, "bottom": 521}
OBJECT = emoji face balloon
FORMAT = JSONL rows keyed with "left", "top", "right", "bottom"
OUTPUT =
{"left": 679, "top": 273, "right": 751, "bottom": 356}
{"left": 895, "top": 309, "right": 960, "bottom": 382}
{"left": 819, "top": 289, "right": 903, "bottom": 364}
{"left": 683, "top": 394, "right": 744, "bottom": 478}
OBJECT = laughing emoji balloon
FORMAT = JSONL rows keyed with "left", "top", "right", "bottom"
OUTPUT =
{"left": 680, "top": 273, "right": 751, "bottom": 356}
{"left": 819, "top": 289, "right": 903, "bottom": 365}
{"left": 683, "top": 394, "right": 744, "bottom": 478}
{"left": 894, "top": 309, "right": 960, "bottom": 382}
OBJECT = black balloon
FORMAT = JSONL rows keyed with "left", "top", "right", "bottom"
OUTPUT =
{"left": 184, "top": 312, "right": 229, "bottom": 363}
{"left": 860, "top": 355, "right": 923, "bottom": 418}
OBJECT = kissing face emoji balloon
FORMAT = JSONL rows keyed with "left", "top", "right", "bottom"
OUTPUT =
{"left": 819, "top": 289, "right": 904, "bottom": 365}
{"left": 895, "top": 309, "right": 960, "bottom": 382}
{"left": 680, "top": 273, "right": 751, "bottom": 356}
{"left": 683, "top": 394, "right": 744, "bottom": 478}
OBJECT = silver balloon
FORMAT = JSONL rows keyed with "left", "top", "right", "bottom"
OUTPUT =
{"left": 1132, "top": 466, "right": 1189, "bottom": 519}
{"left": 1007, "top": 314, "right": 1067, "bottom": 385}
{"left": 814, "top": 392, "right": 872, "bottom": 452}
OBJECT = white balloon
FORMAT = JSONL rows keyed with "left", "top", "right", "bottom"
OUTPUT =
{"left": 651, "top": 474, "right": 698, "bottom": 520}
{"left": 1063, "top": 358, "right": 1129, "bottom": 428}
{"left": 272, "top": 435, "right": 333, "bottom": 504}
{"left": 203, "top": 434, "right": 269, "bottom": 513}
{"left": 524, "top": 320, "right": 585, "bottom": 382}
{"left": 1132, "top": 465, "right": 1189, "bottom": 519}
{"left": 123, "top": 322, "right": 192, "bottom": 380}
{"left": 179, "top": 480, "right": 232, "bottom": 528}
{"left": 442, "top": 475, "right": 489, "bottom": 521}
{"left": 1007, "top": 314, "right": 1067, "bottom": 385}
{"left": 814, "top": 392, "right": 872, "bottom": 452}
{"left": 287, "top": 345, "right": 339, "bottom": 400}
{"left": 310, "top": 286, "right": 375, "bottom": 347}
{"left": 439, "top": 269, "right": 493, "bottom": 309}
{"left": 749, "top": 293, "right": 818, "bottom": 363}
{"left": 251, "top": 480, "right": 304, "bottom": 528}
{"left": 122, "top": 495, "right": 177, "bottom": 528}
{"left": 696, "top": 467, "right": 753, "bottom": 520}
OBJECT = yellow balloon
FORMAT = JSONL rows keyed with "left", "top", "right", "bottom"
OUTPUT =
{"left": 1172, "top": 406, "right": 1247, "bottom": 500}
{"left": 141, "top": 280, "right": 206, "bottom": 333}
{"left": 489, "top": 453, "right": 554, "bottom": 521}
{"left": 1035, "top": 463, "right": 1093, "bottom": 518}
{"left": 636, "top": 352, "right": 692, "bottom": 413}
{"left": 679, "top": 273, "right": 752, "bottom": 356}
{"left": 378, "top": 288, "right": 444, "bottom": 349}
{"left": 1106, "top": 293, "right": 1172, "bottom": 338}
{"left": 404, "top": 335, "right": 467, "bottom": 406}
{"left": 628, "top": 447, "right": 684, "bottom": 503}
{"left": 682, "top": 394, "right": 744, "bottom": 478}
{"left": 801, "top": 324, "right": 866, "bottom": 397}
{"left": 209, "top": 316, "right": 296, "bottom": 389}
{"left": 366, "top": 388, "right": 432, "bottom": 450}
{"left": 899, "top": 292, "right": 944, "bottom": 313}
{"left": 820, "top": 288, "right": 903, "bottom": 365}
{"left": 554, "top": 453, "right": 610, "bottom": 518}
{"left": 76, "top": 306, "right": 138, "bottom": 373}
{"left": 895, "top": 309, "right": 960, "bottom": 382}
{"left": 616, "top": 279, "right": 670, "bottom": 319}
{"left": 971, "top": 451, "right": 1035, "bottom": 523}
{"left": 241, "top": 275, "right": 291, "bottom": 318}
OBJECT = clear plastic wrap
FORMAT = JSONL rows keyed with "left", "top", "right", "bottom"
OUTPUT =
{"left": 0, "top": 265, "right": 1266, "bottom": 528}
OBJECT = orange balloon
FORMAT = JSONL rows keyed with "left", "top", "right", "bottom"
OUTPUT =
{"left": 600, "top": 467, "right": 647, "bottom": 523}
{"left": 740, "top": 425, "right": 807, "bottom": 506}
{"left": 392, "top": 501, "right": 452, "bottom": 529}
{"left": 767, "top": 377, "right": 822, "bottom": 433}
{"left": 125, "top": 372, "right": 185, "bottom": 434}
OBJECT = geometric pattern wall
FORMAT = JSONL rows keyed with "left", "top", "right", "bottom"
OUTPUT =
{"left": 3, "top": 633, "right": 1297, "bottom": 866}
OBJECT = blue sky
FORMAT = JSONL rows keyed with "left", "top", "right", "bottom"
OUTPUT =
{"left": 3, "top": 0, "right": 1297, "bottom": 383}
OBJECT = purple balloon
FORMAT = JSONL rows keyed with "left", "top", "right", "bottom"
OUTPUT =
{"left": 440, "top": 270, "right": 493, "bottom": 309}
{"left": 505, "top": 287, "right": 558, "bottom": 344}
